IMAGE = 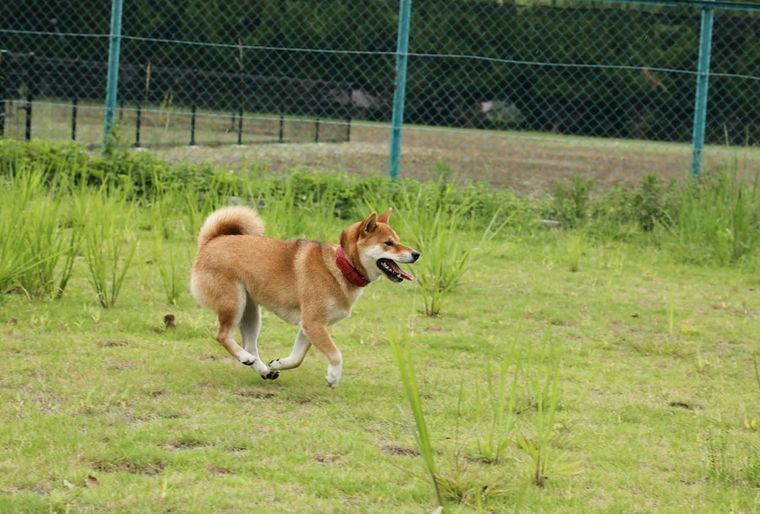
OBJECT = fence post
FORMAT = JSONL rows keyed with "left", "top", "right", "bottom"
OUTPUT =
{"left": 237, "top": 106, "right": 243, "bottom": 145}
{"left": 71, "top": 97, "right": 78, "bottom": 141}
{"left": 190, "top": 104, "right": 197, "bottom": 146}
{"left": 0, "top": 50, "right": 6, "bottom": 137}
{"left": 345, "top": 85, "right": 352, "bottom": 142}
{"left": 388, "top": 0, "right": 412, "bottom": 181}
{"left": 25, "top": 80, "right": 32, "bottom": 141}
{"left": 134, "top": 102, "right": 142, "bottom": 147}
{"left": 103, "top": 0, "right": 124, "bottom": 147}
{"left": 690, "top": 0, "right": 714, "bottom": 179}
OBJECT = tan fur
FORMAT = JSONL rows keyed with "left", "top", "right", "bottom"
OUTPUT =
{"left": 190, "top": 206, "right": 419, "bottom": 388}
{"left": 196, "top": 206, "right": 265, "bottom": 248}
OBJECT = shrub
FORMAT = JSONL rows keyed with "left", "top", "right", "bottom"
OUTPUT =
{"left": 628, "top": 173, "right": 673, "bottom": 232}
{"left": 548, "top": 173, "right": 595, "bottom": 228}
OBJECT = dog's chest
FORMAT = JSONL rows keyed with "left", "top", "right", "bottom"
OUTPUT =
{"left": 326, "top": 293, "right": 359, "bottom": 325}
{"left": 324, "top": 287, "right": 364, "bottom": 324}
{"left": 337, "top": 287, "right": 365, "bottom": 318}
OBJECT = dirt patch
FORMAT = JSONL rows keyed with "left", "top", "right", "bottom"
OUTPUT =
{"left": 92, "top": 459, "right": 166, "bottom": 475}
{"left": 106, "top": 360, "right": 135, "bottom": 371}
{"left": 98, "top": 340, "right": 128, "bottom": 347}
{"left": 236, "top": 389, "right": 275, "bottom": 399}
{"left": 164, "top": 438, "right": 209, "bottom": 450}
{"left": 153, "top": 124, "right": 760, "bottom": 195}
{"left": 208, "top": 465, "right": 233, "bottom": 475}
{"left": 198, "top": 354, "right": 230, "bottom": 361}
{"left": 380, "top": 444, "right": 420, "bottom": 457}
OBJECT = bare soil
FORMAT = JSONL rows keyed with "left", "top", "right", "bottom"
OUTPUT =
{"left": 131, "top": 122, "right": 760, "bottom": 195}
{"left": 13, "top": 101, "right": 758, "bottom": 194}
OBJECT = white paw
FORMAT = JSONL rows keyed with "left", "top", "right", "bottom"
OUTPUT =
{"left": 268, "top": 358, "right": 282, "bottom": 371}
{"left": 259, "top": 367, "right": 279, "bottom": 380}
{"left": 325, "top": 363, "right": 342, "bottom": 389}
{"left": 239, "top": 351, "right": 257, "bottom": 366}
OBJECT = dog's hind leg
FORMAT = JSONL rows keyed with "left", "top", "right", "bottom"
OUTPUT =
{"left": 213, "top": 283, "right": 265, "bottom": 369}
{"left": 240, "top": 295, "right": 279, "bottom": 380}
{"left": 268, "top": 328, "right": 311, "bottom": 372}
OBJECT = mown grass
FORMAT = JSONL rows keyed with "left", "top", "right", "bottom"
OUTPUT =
{"left": 1, "top": 140, "right": 759, "bottom": 512}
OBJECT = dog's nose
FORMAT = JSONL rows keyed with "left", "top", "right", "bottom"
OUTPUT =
{"left": 411, "top": 251, "right": 421, "bottom": 262}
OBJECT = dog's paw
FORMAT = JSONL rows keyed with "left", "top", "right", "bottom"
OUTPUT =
{"left": 325, "top": 369, "right": 341, "bottom": 389}
{"left": 261, "top": 369, "right": 280, "bottom": 380}
{"left": 268, "top": 358, "right": 281, "bottom": 370}
{"left": 325, "top": 363, "right": 342, "bottom": 388}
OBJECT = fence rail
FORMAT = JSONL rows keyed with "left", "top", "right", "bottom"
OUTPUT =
{"left": 1, "top": 0, "right": 759, "bottom": 187}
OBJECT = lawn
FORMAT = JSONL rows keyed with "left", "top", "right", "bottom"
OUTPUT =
{"left": 0, "top": 141, "right": 759, "bottom": 512}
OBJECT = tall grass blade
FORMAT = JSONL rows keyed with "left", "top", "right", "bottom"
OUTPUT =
{"left": 386, "top": 323, "right": 445, "bottom": 511}
{"left": 81, "top": 191, "right": 138, "bottom": 308}
{"left": 476, "top": 341, "right": 522, "bottom": 464}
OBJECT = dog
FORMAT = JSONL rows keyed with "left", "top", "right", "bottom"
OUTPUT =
{"left": 190, "top": 206, "right": 419, "bottom": 388}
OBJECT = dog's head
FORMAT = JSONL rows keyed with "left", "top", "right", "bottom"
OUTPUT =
{"left": 340, "top": 209, "right": 420, "bottom": 283}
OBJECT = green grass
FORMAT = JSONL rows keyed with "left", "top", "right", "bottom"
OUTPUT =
{"left": 2, "top": 224, "right": 759, "bottom": 511}
{"left": 1, "top": 142, "right": 760, "bottom": 512}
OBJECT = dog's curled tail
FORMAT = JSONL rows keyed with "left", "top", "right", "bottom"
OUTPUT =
{"left": 197, "top": 206, "right": 265, "bottom": 248}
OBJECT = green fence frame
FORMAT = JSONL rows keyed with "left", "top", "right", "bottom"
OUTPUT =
{"left": 7, "top": 0, "right": 760, "bottom": 181}
{"left": 385, "top": 0, "right": 760, "bottom": 179}
{"left": 103, "top": 0, "right": 123, "bottom": 147}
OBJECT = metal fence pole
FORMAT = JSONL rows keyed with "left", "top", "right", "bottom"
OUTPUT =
{"left": 690, "top": 0, "right": 715, "bottom": 179}
{"left": 190, "top": 104, "right": 197, "bottom": 146}
{"left": 71, "top": 97, "right": 78, "bottom": 141}
{"left": 237, "top": 106, "right": 243, "bottom": 145}
{"left": 134, "top": 102, "right": 142, "bottom": 147}
{"left": 388, "top": 0, "right": 412, "bottom": 181}
{"left": 24, "top": 81, "right": 32, "bottom": 141}
{"left": 0, "top": 50, "right": 6, "bottom": 137}
{"left": 103, "top": 0, "right": 124, "bottom": 147}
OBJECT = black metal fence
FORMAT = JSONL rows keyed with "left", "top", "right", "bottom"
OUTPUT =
{"left": 0, "top": 49, "right": 351, "bottom": 146}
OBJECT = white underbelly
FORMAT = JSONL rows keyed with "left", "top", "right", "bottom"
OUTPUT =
{"left": 269, "top": 305, "right": 302, "bottom": 325}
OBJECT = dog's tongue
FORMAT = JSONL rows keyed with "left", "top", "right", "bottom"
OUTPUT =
{"left": 389, "top": 261, "right": 414, "bottom": 281}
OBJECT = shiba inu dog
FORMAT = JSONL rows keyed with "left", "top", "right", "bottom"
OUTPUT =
{"left": 190, "top": 206, "right": 419, "bottom": 388}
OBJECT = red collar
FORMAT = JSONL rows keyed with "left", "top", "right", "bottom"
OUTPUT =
{"left": 335, "top": 246, "right": 369, "bottom": 287}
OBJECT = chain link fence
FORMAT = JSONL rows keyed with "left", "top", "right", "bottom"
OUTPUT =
{"left": 1, "top": 0, "right": 759, "bottom": 192}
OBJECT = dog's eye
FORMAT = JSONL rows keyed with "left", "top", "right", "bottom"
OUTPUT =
{"left": 385, "top": 240, "right": 394, "bottom": 247}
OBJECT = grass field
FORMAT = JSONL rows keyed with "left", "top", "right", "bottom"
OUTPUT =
{"left": 1, "top": 142, "right": 759, "bottom": 512}
{"left": 2, "top": 223, "right": 759, "bottom": 512}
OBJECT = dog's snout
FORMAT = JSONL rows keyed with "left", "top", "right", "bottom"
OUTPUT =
{"left": 411, "top": 250, "right": 421, "bottom": 262}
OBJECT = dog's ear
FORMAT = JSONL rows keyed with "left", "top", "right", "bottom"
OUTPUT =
{"left": 361, "top": 212, "right": 378, "bottom": 233}
{"left": 377, "top": 208, "right": 392, "bottom": 224}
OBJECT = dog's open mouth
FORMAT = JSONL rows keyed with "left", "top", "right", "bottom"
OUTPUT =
{"left": 377, "top": 259, "right": 414, "bottom": 282}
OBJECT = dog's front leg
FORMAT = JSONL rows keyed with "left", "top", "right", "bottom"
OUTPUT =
{"left": 269, "top": 328, "right": 311, "bottom": 371}
{"left": 300, "top": 321, "right": 342, "bottom": 388}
